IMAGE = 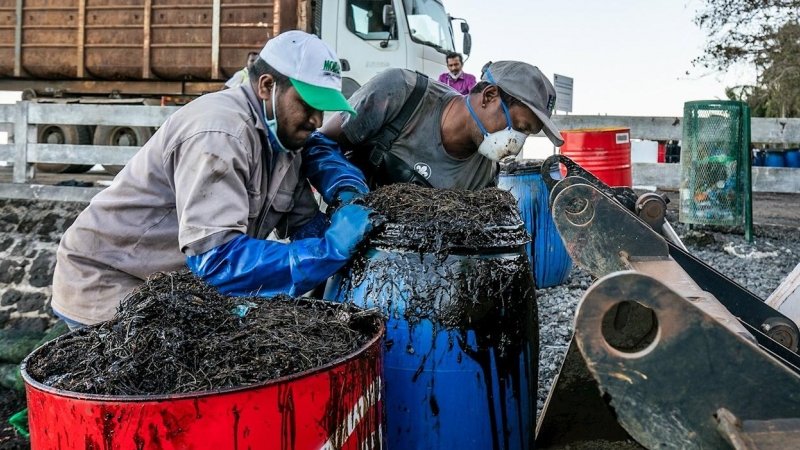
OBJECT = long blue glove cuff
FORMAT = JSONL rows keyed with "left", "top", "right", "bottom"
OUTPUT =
{"left": 290, "top": 210, "right": 328, "bottom": 241}
{"left": 187, "top": 234, "right": 350, "bottom": 297}
{"left": 188, "top": 235, "right": 294, "bottom": 296}
{"left": 303, "top": 131, "right": 369, "bottom": 204}
{"left": 187, "top": 205, "right": 374, "bottom": 297}
{"left": 289, "top": 238, "right": 350, "bottom": 294}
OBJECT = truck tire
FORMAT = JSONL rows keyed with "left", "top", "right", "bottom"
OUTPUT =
{"left": 35, "top": 125, "right": 94, "bottom": 174}
{"left": 342, "top": 77, "right": 361, "bottom": 99}
{"left": 94, "top": 125, "right": 154, "bottom": 175}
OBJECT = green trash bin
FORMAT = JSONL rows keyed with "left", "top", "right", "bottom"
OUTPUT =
{"left": 679, "top": 100, "right": 753, "bottom": 240}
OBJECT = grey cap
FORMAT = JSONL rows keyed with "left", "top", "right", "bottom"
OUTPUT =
{"left": 481, "top": 61, "right": 564, "bottom": 147}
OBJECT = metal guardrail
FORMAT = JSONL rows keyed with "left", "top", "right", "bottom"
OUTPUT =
{"left": 0, "top": 101, "right": 798, "bottom": 201}
{"left": 0, "top": 102, "right": 180, "bottom": 201}
{"left": 4, "top": 102, "right": 180, "bottom": 182}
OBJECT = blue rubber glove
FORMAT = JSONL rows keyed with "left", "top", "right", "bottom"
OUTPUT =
{"left": 327, "top": 186, "right": 366, "bottom": 217}
{"left": 336, "top": 188, "right": 363, "bottom": 206}
{"left": 303, "top": 131, "right": 369, "bottom": 205}
{"left": 290, "top": 210, "right": 328, "bottom": 241}
{"left": 187, "top": 204, "right": 378, "bottom": 297}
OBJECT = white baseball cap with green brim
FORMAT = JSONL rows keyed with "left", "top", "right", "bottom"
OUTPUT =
{"left": 259, "top": 30, "right": 356, "bottom": 115}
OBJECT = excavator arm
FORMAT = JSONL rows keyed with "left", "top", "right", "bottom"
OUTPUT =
{"left": 536, "top": 155, "right": 800, "bottom": 450}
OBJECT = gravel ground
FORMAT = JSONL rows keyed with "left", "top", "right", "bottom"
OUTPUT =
{"left": 535, "top": 210, "right": 800, "bottom": 417}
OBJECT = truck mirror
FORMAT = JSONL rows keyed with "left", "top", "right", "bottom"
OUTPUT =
{"left": 460, "top": 22, "right": 469, "bottom": 33}
{"left": 382, "top": 5, "right": 396, "bottom": 27}
{"left": 463, "top": 32, "right": 472, "bottom": 56}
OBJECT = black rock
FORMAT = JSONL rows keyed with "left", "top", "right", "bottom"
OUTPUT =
{"left": 29, "top": 252, "right": 55, "bottom": 288}
{"left": 0, "top": 261, "right": 25, "bottom": 285}
{"left": 0, "top": 290, "right": 21, "bottom": 307}
{"left": 16, "top": 292, "right": 46, "bottom": 313}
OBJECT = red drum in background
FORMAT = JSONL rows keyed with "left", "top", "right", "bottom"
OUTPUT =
{"left": 559, "top": 128, "right": 633, "bottom": 187}
{"left": 657, "top": 141, "right": 666, "bottom": 163}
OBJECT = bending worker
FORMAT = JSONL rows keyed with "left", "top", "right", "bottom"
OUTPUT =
{"left": 224, "top": 51, "right": 259, "bottom": 89}
{"left": 51, "top": 31, "right": 376, "bottom": 329}
{"left": 307, "top": 60, "right": 565, "bottom": 190}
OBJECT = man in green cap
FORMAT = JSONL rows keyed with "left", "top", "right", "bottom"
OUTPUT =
{"left": 52, "top": 31, "right": 376, "bottom": 329}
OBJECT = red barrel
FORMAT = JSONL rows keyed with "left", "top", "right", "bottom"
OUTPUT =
{"left": 657, "top": 141, "right": 666, "bottom": 163}
{"left": 21, "top": 322, "right": 384, "bottom": 450}
{"left": 559, "top": 128, "right": 632, "bottom": 187}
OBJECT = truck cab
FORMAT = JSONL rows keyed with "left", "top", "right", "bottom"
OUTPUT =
{"left": 316, "top": 0, "right": 472, "bottom": 97}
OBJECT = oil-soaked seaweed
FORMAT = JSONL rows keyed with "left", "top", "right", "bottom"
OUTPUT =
{"left": 26, "top": 271, "right": 380, "bottom": 396}
{"left": 338, "top": 184, "right": 539, "bottom": 448}
{"left": 355, "top": 183, "right": 529, "bottom": 253}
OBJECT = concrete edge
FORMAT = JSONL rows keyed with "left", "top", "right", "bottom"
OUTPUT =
{"left": 633, "top": 163, "right": 800, "bottom": 194}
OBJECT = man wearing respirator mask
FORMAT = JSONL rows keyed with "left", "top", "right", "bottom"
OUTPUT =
{"left": 306, "top": 60, "right": 565, "bottom": 191}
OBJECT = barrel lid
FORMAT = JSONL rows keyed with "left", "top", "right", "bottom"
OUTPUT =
{"left": 499, "top": 158, "right": 560, "bottom": 176}
{"left": 360, "top": 185, "right": 530, "bottom": 252}
{"left": 499, "top": 159, "right": 544, "bottom": 175}
{"left": 560, "top": 127, "right": 630, "bottom": 134}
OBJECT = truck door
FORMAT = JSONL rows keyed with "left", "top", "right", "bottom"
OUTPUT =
{"left": 333, "top": 0, "right": 406, "bottom": 97}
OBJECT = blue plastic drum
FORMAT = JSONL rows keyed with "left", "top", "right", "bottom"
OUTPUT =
{"left": 765, "top": 149, "right": 786, "bottom": 167}
{"left": 786, "top": 149, "right": 800, "bottom": 168}
{"left": 752, "top": 149, "right": 766, "bottom": 167}
{"left": 498, "top": 160, "right": 572, "bottom": 288}
{"left": 325, "top": 219, "right": 538, "bottom": 449}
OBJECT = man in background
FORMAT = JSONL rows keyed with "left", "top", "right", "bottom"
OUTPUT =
{"left": 437, "top": 52, "right": 476, "bottom": 95}
{"left": 224, "top": 51, "right": 259, "bottom": 89}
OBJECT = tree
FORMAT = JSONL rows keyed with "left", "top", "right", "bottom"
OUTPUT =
{"left": 695, "top": 1, "right": 800, "bottom": 117}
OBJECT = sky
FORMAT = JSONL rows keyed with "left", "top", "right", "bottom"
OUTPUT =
{"left": 0, "top": 0, "right": 755, "bottom": 118}
{"left": 442, "top": 0, "right": 756, "bottom": 117}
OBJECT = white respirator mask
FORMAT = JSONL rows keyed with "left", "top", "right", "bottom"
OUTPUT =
{"left": 466, "top": 96, "right": 527, "bottom": 161}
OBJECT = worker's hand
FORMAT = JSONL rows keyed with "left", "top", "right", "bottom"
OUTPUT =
{"left": 325, "top": 204, "right": 385, "bottom": 257}
{"left": 336, "top": 188, "right": 364, "bottom": 206}
{"left": 327, "top": 186, "right": 367, "bottom": 217}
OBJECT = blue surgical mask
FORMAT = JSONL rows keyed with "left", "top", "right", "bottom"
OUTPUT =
{"left": 262, "top": 83, "right": 292, "bottom": 153}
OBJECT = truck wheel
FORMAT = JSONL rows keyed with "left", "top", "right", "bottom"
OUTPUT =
{"left": 21, "top": 89, "right": 36, "bottom": 101}
{"left": 341, "top": 78, "right": 361, "bottom": 100}
{"left": 94, "top": 126, "right": 154, "bottom": 175}
{"left": 35, "top": 125, "right": 94, "bottom": 174}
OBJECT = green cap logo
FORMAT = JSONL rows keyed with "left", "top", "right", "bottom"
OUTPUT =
{"left": 322, "top": 59, "right": 341, "bottom": 75}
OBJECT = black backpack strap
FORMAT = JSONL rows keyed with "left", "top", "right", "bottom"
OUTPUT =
{"left": 367, "top": 71, "right": 429, "bottom": 174}
{"left": 377, "top": 151, "right": 434, "bottom": 187}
